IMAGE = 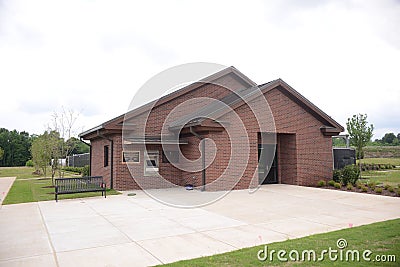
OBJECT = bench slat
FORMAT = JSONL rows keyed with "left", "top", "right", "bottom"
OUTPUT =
{"left": 55, "top": 176, "right": 106, "bottom": 201}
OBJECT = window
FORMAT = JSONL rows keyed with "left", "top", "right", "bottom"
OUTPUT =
{"left": 104, "top": 145, "right": 109, "bottom": 167}
{"left": 144, "top": 151, "right": 159, "bottom": 176}
{"left": 122, "top": 151, "right": 140, "bottom": 163}
{"left": 162, "top": 150, "right": 179, "bottom": 163}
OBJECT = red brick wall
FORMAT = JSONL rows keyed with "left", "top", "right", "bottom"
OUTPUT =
{"left": 91, "top": 74, "right": 248, "bottom": 190}
{"left": 90, "top": 137, "right": 112, "bottom": 187}
{"left": 184, "top": 86, "right": 333, "bottom": 190}
{"left": 90, "top": 82, "right": 334, "bottom": 190}
{"left": 267, "top": 87, "right": 333, "bottom": 185}
{"left": 278, "top": 133, "right": 297, "bottom": 184}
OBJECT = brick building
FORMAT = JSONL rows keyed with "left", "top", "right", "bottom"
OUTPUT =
{"left": 79, "top": 67, "right": 343, "bottom": 191}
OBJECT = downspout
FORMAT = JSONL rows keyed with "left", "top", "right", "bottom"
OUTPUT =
{"left": 190, "top": 126, "right": 206, "bottom": 191}
{"left": 97, "top": 130, "right": 114, "bottom": 189}
{"left": 79, "top": 137, "right": 92, "bottom": 176}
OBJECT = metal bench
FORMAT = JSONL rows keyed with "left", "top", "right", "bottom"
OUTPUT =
{"left": 55, "top": 176, "right": 106, "bottom": 202}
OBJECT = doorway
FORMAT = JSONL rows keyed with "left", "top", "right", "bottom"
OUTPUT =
{"left": 258, "top": 144, "right": 278, "bottom": 184}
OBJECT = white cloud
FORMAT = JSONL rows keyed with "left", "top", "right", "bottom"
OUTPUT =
{"left": 0, "top": 0, "right": 399, "bottom": 139}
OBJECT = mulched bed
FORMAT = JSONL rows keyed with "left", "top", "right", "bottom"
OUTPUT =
{"left": 318, "top": 184, "right": 400, "bottom": 197}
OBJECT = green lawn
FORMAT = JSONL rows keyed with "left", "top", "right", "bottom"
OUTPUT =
{"left": 0, "top": 166, "right": 80, "bottom": 179}
{"left": 0, "top": 167, "right": 120, "bottom": 204}
{"left": 360, "top": 169, "right": 400, "bottom": 187}
{"left": 359, "top": 158, "right": 400, "bottom": 166}
{"left": 355, "top": 158, "right": 400, "bottom": 186}
{"left": 0, "top": 166, "right": 47, "bottom": 179}
{"left": 162, "top": 219, "right": 400, "bottom": 266}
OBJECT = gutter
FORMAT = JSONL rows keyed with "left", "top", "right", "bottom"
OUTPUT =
{"left": 189, "top": 126, "right": 206, "bottom": 191}
{"left": 97, "top": 130, "right": 114, "bottom": 189}
{"left": 79, "top": 137, "right": 92, "bottom": 176}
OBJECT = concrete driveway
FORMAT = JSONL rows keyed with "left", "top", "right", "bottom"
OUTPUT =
{"left": 0, "top": 184, "right": 399, "bottom": 266}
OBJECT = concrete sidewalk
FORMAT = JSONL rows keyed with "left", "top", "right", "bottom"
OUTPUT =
{"left": 0, "top": 185, "right": 399, "bottom": 266}
{"left": 0, "top": 177, "right": 15, "bottom": 205}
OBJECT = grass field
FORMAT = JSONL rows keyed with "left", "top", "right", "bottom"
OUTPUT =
{"left": 360, "top": 170, "right": 400, "bottom": 187}
{"left": 364, "top": 146, "right": 400, "bottom": 158}
{"left": 162, "top": 219, "right": 400, "bottom": 266}
{"left": 0, "top": 166, "right": 80, "bottom": 179}
{"left": 0, "top": 166, "right": 47, "bottom": 179}
{"left": 0, "top": 167, "right": 120, "bottom": 204}
{"left": 359, "top": 158, "right": 400, "bottom": 166}
{"left": 358, "top": 158, "right": 400, "bottom": 186}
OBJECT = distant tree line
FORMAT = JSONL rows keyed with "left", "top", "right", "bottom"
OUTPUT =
{"left": 0, "top": 127, "right": 89, "bottom": 167}
{"left": 0, "top": 128, "right": 33, "bottom": 167}
{"left": 334, "top": 132, "right": 400, "bottom": 147}
{"left": 373, "top": 132, "right": 400, "bottom": 146}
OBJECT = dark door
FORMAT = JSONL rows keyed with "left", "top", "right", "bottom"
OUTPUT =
{"left": 258, "top": 144, "right": 278, "bottom": 184}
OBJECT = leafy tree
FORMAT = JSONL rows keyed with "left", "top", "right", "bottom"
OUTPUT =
{"left": 31, "top": 131, "right": 62, "bottom": 183}
{"left": 346, "top": 114, "right": 374, "bottom": 161}
{"left": 332, "top": 138, "right": 346, "bottom": 147}
{"left": 67, "top": 137, "right": 90, "bottom": 155}
{"left": 0, "top": 128, "right": 32, "bottom": 166}
{"left": 50, "top": 108, "right": 80, "bottom": 177}
{"left": 382, "top": 133, "right": 396, "bottom": 144}
{"left": 393, "top": 138, "right": 400, "bottom": 145}
{"left": 0, "top": 147, "right": 4, "bottom": 161}
{"left": 31, "top": 133, "right": 50, "bottom": 176}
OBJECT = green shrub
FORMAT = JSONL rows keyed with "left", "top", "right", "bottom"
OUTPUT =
{"left": 333, "top": 170, "right": 342, "bottom": 182}
{"left": 361, "top": 186, "right": 368, "bottom": 192}
{"left": 81, "top": 165, "right": 90, "bottom": 177}
{"left": 328, "top": 180, "right": 335, "bottom": 187}
{"left": 356, "top": 181, "right": 363, "bottom": 189}
{"left": 384, "top": 184, "right": 390, "bottom": 190}
{"left": 334, "top": 182, "right": 341, "bottom": 189}
{"left": 374, "top": 187, "right": 383, "bottom": 194}
{"left": 25, "top": 159, "right": 34, "bottom": 167}
{"left": 62, "top": 166, "right": 83, "bottom": 174}
{"left": 346, "top": 183, "right": 353, "bottom": 190}
{"left": 388, "top": 186, "right": 394, "bottom": 193}
{"left": 367, "top": 181, "right": 376, "bottom": 190}
{"left": 317, "top": 180, "right": 326, "bottom": 187}
{"left": 341, "top": 164, "right": 360, "bottom": 185}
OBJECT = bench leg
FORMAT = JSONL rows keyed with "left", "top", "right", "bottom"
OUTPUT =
{"left": 55, "top": 186, "right": 58, "bottom": 202}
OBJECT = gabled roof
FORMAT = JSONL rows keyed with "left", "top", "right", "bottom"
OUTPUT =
{"left": 266, "top": 79, "right": 344, "bottom": 132}
{"left": 168, "top": 79, "right": 344, "bottom": 134}
{"left": 168, "top": 80, "right": 278, "bottom": 130}
{"left": 79, "top": 66, "right": 256, "bottom": 139}
{"left": 79, "top": 67, "right": 344, "bottom": 139}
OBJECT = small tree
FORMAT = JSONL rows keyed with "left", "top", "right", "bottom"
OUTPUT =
{"left": 346, "top": 114, "right": 374, "bottom": 173}
{"left": 31, "top": 131, "right": 62, "bottom": 184}
{"left": 48, "top": 131, "right": 62, "bottom": 182}
{"left": 50, "top": 108, "right": 80, "bottom": 177}
{"left": 31, "top": 132, "right": 51, "bottom": 177}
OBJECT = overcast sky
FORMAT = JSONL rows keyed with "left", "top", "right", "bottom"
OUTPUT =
{"left": 0, "top": 0, "right": 399, "bottom": 139}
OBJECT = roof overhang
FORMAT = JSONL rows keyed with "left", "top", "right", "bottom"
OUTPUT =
{"left": 123, "top": 137, "right": 188, "bottom": 145}
{"left": 320, "top": 126, "right": 342, "bottom": 136}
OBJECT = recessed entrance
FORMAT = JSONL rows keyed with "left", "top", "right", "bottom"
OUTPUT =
{"left": 258, "top": 144, "right": 278, "bottom": 184}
